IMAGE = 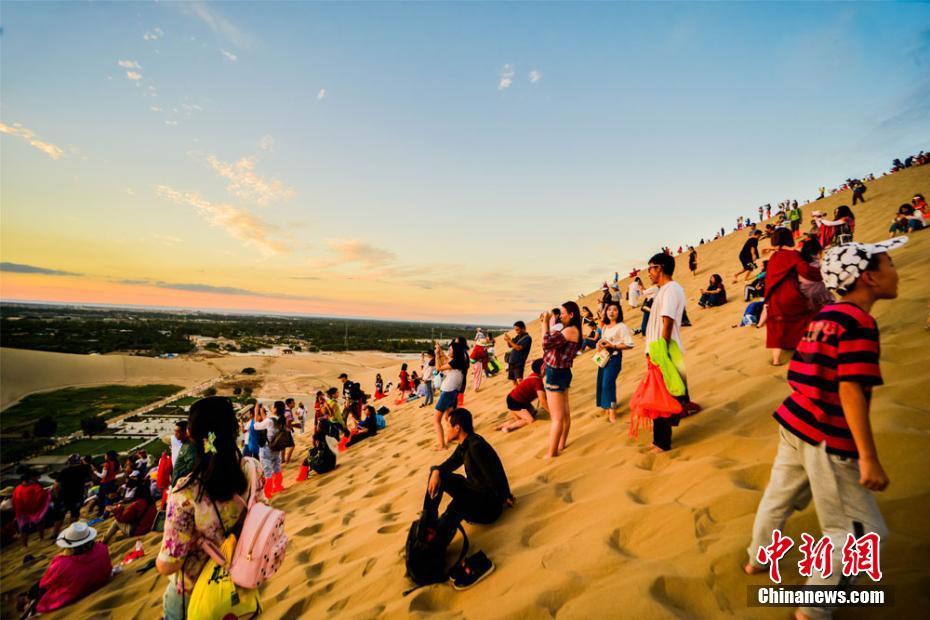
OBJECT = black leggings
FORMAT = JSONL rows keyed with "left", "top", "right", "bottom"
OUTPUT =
{"left": 652, "top": 395, "right": 690, "bottom": 451}
{"left": 425, "top": 471, "right": 502, "bottom": 545}
{"left": 506, "top": 395, "right": 536, "bottom": 417}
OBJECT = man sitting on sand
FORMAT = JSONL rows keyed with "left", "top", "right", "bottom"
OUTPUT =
{"left": 497, "top": 359, "right": 547, "bottom": 433}
{"left": 426, "top": 409, "right": 514, "bottom": 587}
{"left": 744, "top": 238, "right": 907, "bottom": 620}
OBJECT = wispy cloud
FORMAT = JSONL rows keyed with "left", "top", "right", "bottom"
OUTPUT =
{"left": 155, "top": 185, "right": 283, "bottom": 256}
{"left": 150, "top": 105, "right": 162, "bottom": 112}
{"left": 126, "top": 70, "right": 143, "bottom": 82}
{"left": 258, "top": 135, "right": 275, "bottom": 151}
{"left": 498, "top": 64, "right": 515, "bottom": 90}
{"left": 220, "top": 48, "right": 238, "bottom": 62}
{"left": 0, "top": 262, "right": 81, "bottom": 276}
{"left": 317, "top": 88, "right": 326, "bottom": 101}
{"left": 529, "top": 69, "right": 541, "bottom": 83}
{"left": 143, "top": 27, "right": 164, "bottom": 41}
{"left": 310, "top": 239, "right": 396, "bottom": 270}
{"left": 152, "top": 233, "right": 181, "bottom": 246}
{"left": 0, "top": 122, "right": 65, "bottom": 160}
{"left": 206, "top": 154, "right": 295, "bottom": 206}
{"left": 183, "top": 1, "right": 254, "bottom": 49}
{"left": 118, "top": 60, "right": 142, "bottom": 69}
{"left": 164, "top": 120, "right": 179, "bottom": 127}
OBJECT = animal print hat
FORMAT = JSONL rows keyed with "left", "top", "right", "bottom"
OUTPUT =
{"left": 820, "top": 237, "right": 908, "bottom": 294}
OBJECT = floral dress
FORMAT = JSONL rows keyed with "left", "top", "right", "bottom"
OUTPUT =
{"left": 157, "top": 457, "right": 262, "bottom": 594}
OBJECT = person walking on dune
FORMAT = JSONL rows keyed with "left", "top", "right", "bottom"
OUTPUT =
{"left": 745, "top": 238, "right": 906, "bottom": 620}
{"left": 733, "top": 230, "right": 762, "bottom": 283}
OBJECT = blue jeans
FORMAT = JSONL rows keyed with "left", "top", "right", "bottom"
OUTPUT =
{"left": 259, "top": 446, "right": 282, "bottom": 478}
{"left": 595, "top": 354, "right": 623, "bottom": 409}
{"left": 162, "top": 575, "right": 184, "bottom": 620}
{"left": 640, "top": 310, "right": 650, "bottom": 334}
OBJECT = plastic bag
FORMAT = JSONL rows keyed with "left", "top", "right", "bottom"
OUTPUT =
{"left": 629, "top": 360, "right": 683, "bottom": 438}
{"left": 187, "top": 534, "right": 261, "bottom": 620}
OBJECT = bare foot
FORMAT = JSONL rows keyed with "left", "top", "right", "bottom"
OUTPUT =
{"left": 743, "top": 563, "right": 765, "bottom": 575}
{"left": 433, "top": 445, "right": 446, "bottom": 451}
{"left": 649, "top": 444, "right": 666, "bottom": 454}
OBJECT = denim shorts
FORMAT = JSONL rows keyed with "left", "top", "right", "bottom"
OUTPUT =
{"left": 435, "top": 390, "right": 458, "bottom": 412}
{"left": 544, "top": 366, "right": 573, "bottom": 392}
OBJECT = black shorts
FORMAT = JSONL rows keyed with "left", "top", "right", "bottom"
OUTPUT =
{"left": 740, "top": 259, "right": 757, "bottom": 271}
{"left": 506, "top": 395, "right": 536, "bottom": 417}
{"left": 507, "top": 364, "right": 526, "bottom": 381}
{"left": 790, "top": 220, "right": 800, "bottom": 232}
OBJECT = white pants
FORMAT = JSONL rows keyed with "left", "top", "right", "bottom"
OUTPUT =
{"left": 747, "top": 427, "right": 888, "bottom": 619}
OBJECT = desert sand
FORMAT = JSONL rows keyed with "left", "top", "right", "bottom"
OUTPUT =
{"left": 1, "top": 164, "right": 928, "bottom": 618}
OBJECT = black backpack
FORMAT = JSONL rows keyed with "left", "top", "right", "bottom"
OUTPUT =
{"left": 404, "top": 495, "right": 469, "bottom": 593}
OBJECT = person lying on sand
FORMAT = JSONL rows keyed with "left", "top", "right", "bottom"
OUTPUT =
{"left": 498, "top": 359, "right": 547, "bottom": 433}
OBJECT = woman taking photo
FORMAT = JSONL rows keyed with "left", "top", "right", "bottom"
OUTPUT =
{"left": 156, "top": 397, "right": 262, "bottom": 620}
{"left": 763, "top": 227, "right": 822, "bottom": 366}
{"left": 432, "top": 337, "right": 468, "bottom": 450}
{"left": 541, "top": 301, "right": 582, "bottom": 458}
{"left": 595, "top": 302, "right": 634, "bottom": 423}
{"left": 251, "top": 401, "right": 284, "bottom": 498}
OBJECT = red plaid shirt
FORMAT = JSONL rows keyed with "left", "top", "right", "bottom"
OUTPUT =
{"left": 542, "top": 330, "right": 579, "bottom": 369}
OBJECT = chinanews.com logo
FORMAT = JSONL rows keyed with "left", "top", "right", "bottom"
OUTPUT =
{"left": 747, "top": 529, "right": 894, "bottom": 608}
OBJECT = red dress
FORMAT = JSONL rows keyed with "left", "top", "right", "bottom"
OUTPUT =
{"left": 764, "top": 249, "right": 821, "bottom": 350}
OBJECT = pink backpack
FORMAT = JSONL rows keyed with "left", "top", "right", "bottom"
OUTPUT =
{"left": 201, "top": 458, "right": 288, "bottom": 589}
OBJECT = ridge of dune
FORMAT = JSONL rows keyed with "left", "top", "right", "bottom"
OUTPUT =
{"left": 2, "top": 165, "right": 929, "bottom": 618}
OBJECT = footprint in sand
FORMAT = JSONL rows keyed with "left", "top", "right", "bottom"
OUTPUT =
{"left": 626, "top": 487, "right": 646, "bottom": 505}
{"left": 342, "top": 509, "right": 357, "bottom": 526}
{"left": 607, "top": 528, "right": 637, "bottom": 559}
{"left": 362, "top": 557, "right": 377, "bottom": 577}
{"left": 520, "top": 520, "right": 546, "bottom": 547}
{"left": 295, "top": 523, "right": 324, "bottom": 537}
{"left": 554, "top": 482, "right": 573, "bottom": 503}
{"left": 304, "top": 562, "right": 324, "bottom": 579}
{"left": 728, "top": 463, "right": 771, "bottom": 491}
{"left": 377, "top": 522, "right": 405, "bottom": 534}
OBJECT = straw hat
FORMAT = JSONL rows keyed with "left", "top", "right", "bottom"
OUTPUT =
{"left": 56, "top": 521, "right": 98, "bottom": 549}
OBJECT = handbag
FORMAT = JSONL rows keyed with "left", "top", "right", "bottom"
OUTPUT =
{"left": 628, "top": 360, "right": 683, "bottom": 439}
{"left": 591, "top": 349, "right": 611, "bottom": 368}
{"left": 267, "top": 430, "right": 288, "bottom": 452}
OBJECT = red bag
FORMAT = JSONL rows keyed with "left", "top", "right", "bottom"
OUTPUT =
{"left": 629, "top": 360, "right": 683, "bottom": 438}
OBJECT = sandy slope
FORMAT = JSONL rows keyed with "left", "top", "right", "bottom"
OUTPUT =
{"left": 1, "top": 165, "right": 928, "bottom": 618}
{"left": 0, "top": 349, "right": 220, "bottom": 409}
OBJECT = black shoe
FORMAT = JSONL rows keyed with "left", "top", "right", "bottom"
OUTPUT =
{"left": 450, "top": 551, "right": 495, "bottom": 590}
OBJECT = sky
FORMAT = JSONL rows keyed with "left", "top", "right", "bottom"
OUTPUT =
{"left": 1, "top": 1, "right": 928, "bottom": 324}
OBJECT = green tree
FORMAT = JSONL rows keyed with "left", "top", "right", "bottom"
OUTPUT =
{"left": 33, "top": 415, "right": 58, "bottom": 437}
{"left": 80, "top": 416, "right": 108, "bottom": 437}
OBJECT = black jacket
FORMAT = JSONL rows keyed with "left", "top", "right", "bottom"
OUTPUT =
{"left": 433, "top": 433, "right": 511, "bottom": 502}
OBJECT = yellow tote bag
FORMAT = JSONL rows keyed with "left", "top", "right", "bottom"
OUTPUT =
{"left": 187, "top": 534, "right": 261, "bottom": 620}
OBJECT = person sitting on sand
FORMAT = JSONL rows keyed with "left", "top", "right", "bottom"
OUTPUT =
{"left": 732, "top": 230, "right": 762, "bottom": 282}
{"left": 426, "top": 409, "right": 514, "bottom": 587}
{"left": 743, "top": 262, "right": 767, "bottom": 302}
{"left": 433, "top": 337, "right": 469, "bottom": 450}
{"left": 497, "top": 359, "right": 547, "bottom": 433}
{"left": 744, "top": 237, "right": 907, "bottom": 620}
{"left": 18, "top": 521, "right": 111, "bottom": 616}
{"left": 93, "top": 451, "right": 119, "bottom": 517}
{"left": 732, "top": 300, "right": 766, "bottom": 328}
{"left": 374, "top": 373, "right": 385, "bottom": 400}
{"left": 697, "top": 274, "right": 727, "bottom": 308}
{"left": 12, "top": 470, "right": 50, "bottom": 548}
{"left": 578, "top": 323, "right": 601, "bottom": 353}
{"left": 342, "top": 405, "right": 379, "bottom": 449}
{"left": 157, "top": 397, "right": 264, "bottom": 620}
{"left": 814, "top": 205, "right": 856, "bottom": 248}
{"left": 102, "top": 474, "right": 156, "bottom": 544}
{"left": 306, "top": 430, "right": 337, "bottom": 475}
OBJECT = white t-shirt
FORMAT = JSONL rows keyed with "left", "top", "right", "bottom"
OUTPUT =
{"left": 440, "top": 368, "right": 463, "bottom": 392}
{"left": 628, "top": 281, "right": 642, "bottom": 307}
{"left": 600, "top": 322, "right": 634, "bottom": 353}
{"left": 645, "top": 281, "right": 686, "bottom": 353}
{"left": 170, "top": 435, "right": 182, "bottom": 464}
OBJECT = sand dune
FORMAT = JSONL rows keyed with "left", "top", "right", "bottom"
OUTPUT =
{"left": 1, "top": 165, "right": 928, "bottom": 618}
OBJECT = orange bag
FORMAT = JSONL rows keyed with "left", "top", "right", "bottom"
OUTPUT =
{"left": 629, "top": 360, "right": 683, "bottom": 438}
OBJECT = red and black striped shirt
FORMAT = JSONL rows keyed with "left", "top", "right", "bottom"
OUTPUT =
{"left": 773, "top": 302, "right": 882, "bottom": 458}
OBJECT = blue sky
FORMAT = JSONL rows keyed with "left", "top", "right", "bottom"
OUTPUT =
{"left": 1, "top": 1, "right": 928, "bottom": 323}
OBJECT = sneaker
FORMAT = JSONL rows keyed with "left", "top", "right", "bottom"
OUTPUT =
{"left": 450, "top": 551, "right": 495, "bottom": 590}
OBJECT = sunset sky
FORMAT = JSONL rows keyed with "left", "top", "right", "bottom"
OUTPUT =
{"left": 2, "top": 2, "right": 928, "bottom": 323}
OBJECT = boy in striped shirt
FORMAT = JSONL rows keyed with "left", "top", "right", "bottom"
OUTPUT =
{"left": 744, "top": 237, "right": 907, "bottom": 620}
